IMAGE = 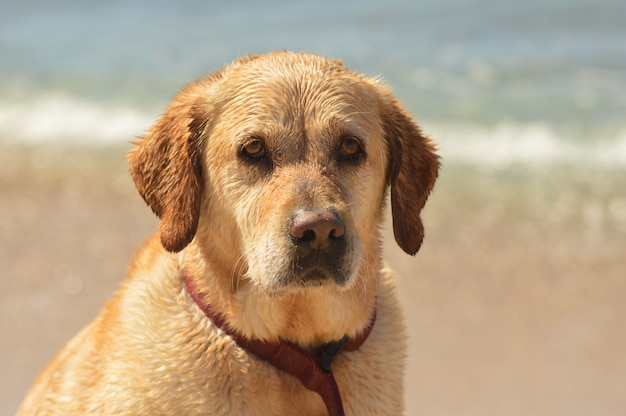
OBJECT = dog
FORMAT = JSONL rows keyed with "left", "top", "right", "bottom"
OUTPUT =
{"left": 18, "top": 51, "right": 439, "bottom": 415}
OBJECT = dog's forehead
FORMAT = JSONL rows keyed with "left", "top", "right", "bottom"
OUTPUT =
{"left": 216, "top": 58, "right": 384, "bottom": 140}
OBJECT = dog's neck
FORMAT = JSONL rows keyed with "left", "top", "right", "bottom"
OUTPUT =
{"left": 184, "top": 269, "right": 375, "bottom": 416}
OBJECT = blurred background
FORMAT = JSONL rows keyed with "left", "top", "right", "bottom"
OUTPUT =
{"left": 1, "top": 0, "right": 625, "bottom": 414}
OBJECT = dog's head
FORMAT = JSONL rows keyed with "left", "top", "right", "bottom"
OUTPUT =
{"left": 128, "top": 51, "right": 439, "bottom": 293}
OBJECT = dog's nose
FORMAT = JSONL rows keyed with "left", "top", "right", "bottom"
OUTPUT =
{"left": 289, "top": 208, "right": 345, "bottom": 249}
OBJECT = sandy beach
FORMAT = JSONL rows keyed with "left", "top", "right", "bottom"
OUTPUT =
{"left": 2, "top": 143, "right": 625, "bottom": 415}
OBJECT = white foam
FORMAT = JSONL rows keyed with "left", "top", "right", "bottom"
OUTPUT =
{"left": 428, "top": 122, "right": 626, "bottom": 168}
{"left": 0, "top": 94, "right": 155, "bottom": 144}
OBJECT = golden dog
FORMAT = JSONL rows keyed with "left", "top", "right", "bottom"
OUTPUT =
{"left": 18, "top": 51, "right": 439, "bottom": 415}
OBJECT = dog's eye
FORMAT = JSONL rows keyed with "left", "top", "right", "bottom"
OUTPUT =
{"left": 241, "top": 138, "right": 266, "bottom": 160}
{"left": 339, "top": 136, "right": 363, "bottom": 160}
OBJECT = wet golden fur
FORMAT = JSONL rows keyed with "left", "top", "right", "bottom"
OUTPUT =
{"left": 18, "top": 51, "right": 439, "bottom": 415}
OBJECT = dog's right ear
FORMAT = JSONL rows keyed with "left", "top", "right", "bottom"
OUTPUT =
{"left": 127, "top": 94, "right": 207, "bottom": 253}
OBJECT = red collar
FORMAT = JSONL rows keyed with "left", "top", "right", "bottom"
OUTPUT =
{"left": 184, "top": 272, "right": 376, "bottom": 416}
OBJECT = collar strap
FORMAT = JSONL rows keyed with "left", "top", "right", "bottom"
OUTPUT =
{"left": 184, "top": 272, "right": 376, "bottom": 416}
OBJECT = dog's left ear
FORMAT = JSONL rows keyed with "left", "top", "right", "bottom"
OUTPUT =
{"left": 383, "top": 96, "right": 440, "bottom": 255}
{"left": 127, "top": 94, "right": 206, "bottom": 253}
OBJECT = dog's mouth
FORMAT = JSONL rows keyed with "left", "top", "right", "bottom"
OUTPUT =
{"left": 288, "top": 264, "right": 352, "bottom": 287}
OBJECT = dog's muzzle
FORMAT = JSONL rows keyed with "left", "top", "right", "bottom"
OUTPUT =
{"left": 287, "top": 208, "right": 350, "bottom": 285}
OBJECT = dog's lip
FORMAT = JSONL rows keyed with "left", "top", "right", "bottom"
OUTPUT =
{"left": 298, "top": 267, "right": 331, "bottom": 282}
{"left": 289, "top": 266, "right": 350, "bottom": 286}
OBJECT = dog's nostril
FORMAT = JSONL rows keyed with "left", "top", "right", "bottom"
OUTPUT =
{"left": 289, "top": 209, "right": 345, "bottom": 246}
{"left": 328, "top": 224, "right": 345, "bottom": 239}
{"left": 329, "top": 221, "right": 345, "bottom": 240}
{"left": 301, "top": 229, "right": 316, "bottom": 242}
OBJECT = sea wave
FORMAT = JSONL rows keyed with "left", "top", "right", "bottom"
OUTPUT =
{"left": 428, "top": 123, "right": 626, "bottom": 168}
{"left": 1, "top": 94, "right": 624, "bottom": 168}
{"left": 0, "top": 94, "right": 155, "bottom": 145}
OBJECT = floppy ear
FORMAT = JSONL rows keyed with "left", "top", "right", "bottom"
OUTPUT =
{"left": 127, "top": 58, "right": 261, "bottom": 252}
{"left": 127, "top": 95, "right": 206, "bottom": 253}
{"left": 383, "top": 97, "right": 440, "bottom": 255}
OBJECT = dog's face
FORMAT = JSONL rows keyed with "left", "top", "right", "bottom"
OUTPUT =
{"left": 199, "top": 60, "right": 392, "bottom": 291}
{"left": 128, "top": 51, "right": 439, "bottom": 294}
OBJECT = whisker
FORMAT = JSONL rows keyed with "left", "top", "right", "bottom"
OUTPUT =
{"left": 230, "top": 254, "right": 247, "bottom": 293}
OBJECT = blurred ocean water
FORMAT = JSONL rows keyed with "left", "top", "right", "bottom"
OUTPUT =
{"left": 1, "top": 0, "right": 625, "bottom": 167}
